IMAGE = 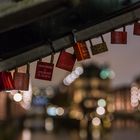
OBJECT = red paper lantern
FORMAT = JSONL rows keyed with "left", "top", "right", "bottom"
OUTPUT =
{"left": 56, "top": 50, "right": 76, "bottom": 72}
{"left": 0, "top": 71, "right": 14, "bottom": 91}
{"left": 111, "top": 27, "right": 127, "bottom": 44}
{"left": 13, "top": 64, "right": 30, "bottom": 91}
{"left": 133, "top": 21, "right": 140, "bottom": 35}
{"left": 72, "top": 30, "right": 90, "bottom": 61}
{"left": 35, "top": 54, "right": 54, "bottom": 81}
{"left": 73, "top": 41, "right": 90, "bottom": 61}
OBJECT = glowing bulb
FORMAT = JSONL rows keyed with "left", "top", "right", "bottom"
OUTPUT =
{"left": 75, "top": 67, "right": 84, "bottom": 75}
{"left": 71, "top": 71, "right": 79, "bottom": 79}
{"left": 13, "top": 93, "right": 22, "bottom": 102}
{"left": 97, "top": 99, "right": 106, "bottom": 107}
{"left": 47, "top": 106, "right": 57, "bottom": 116}
{"left": 96, "top": 106, "right": 105, "bottom": 115}
{"left": 63, "top": 78, "right": 70, "bottom": 86}
{"left": 56, "top": 107, "right": 64, "bottom": 116}
{"left": 92, "top": 117, "right": 101, "bottom": 126}
{"left": 100, "top": 69, "right": 110, "bottom": 79}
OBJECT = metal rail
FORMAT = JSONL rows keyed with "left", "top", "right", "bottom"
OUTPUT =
{"left": 0, "top": 7, "right": 140, "bottom": 71}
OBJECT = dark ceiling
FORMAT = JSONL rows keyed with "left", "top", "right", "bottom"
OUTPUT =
{"left": 0, "top": 0, "right": 140, "bottom": 71}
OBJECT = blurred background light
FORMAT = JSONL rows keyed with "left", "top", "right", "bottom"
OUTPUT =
{"left": 75, "top": 66, "right": 84, "bottom": 76}
{"left": 92, "top": 129, "right": 100, "bottom": 140}
{"left": 92, "top": 117, "right": 101, "bottom": 126}
{"left": 45, "top": 86, "right": 55, "bottom": 98}
{"left": 13, "top": 92, "right": 22, "bottom": 102}
{"left": 97, "top": 99, "right": 106, "bottom": 107}
{"left": 100, "top": 68, "right": 110, "bottom": 79}
{"left": 96, "top": 106, "right": 105, "bottom": 115}
{"left": 130, "top": 83, "right": 140, "bottom": 107}
{"left": 56, "top": 107, "right": 64, "bottom": 116}
{"left": 22, "top": 129, "right": 31, "bottom": 140}
{"left": 45, "top": 118, "right": 54, "bottom": 132}
{"left": 47, "top": 106, "right": 57, "bottom": 116}
{"left": 79, "top": 129, "right": 87, "bottom": 139}
{"left": 107, "top": 104, "right": 115, "bottom": 113}
{"left": 63, "top": 66, "right": 84, "bottom": 86}
{"left": 21, "top": 80, "right": 33, "bottom": 110}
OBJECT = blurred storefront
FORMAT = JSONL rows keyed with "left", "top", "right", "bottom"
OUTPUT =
{"left": 1, "top": 63, "right": 140, "bottom": 140}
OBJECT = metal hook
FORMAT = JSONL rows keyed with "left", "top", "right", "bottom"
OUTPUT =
{"left": 101, "top": 35, "right": 105, "bottom": 42}
{"left": 48, "top": 39, "right": 55, "bottom": 54}
{"left": 72, "top": 29, "right": 77, "bottom": 43}
{"left": 89, "top": 39, "right": 93, "bottom": 46}
{"left": 47, "top": 39, "right": 55, "bottom": 64}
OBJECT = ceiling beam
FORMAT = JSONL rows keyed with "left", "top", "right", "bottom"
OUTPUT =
{"left": 0, "top": 0, "right": 67, "bottom": 33}
{"left": 0, "top": 7, "right": 140, "bottom": 71}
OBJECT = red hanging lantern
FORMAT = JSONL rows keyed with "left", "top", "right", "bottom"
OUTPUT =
{"left": 111, "top": 27, "right": 127, "bottom": 44}
{"left": 13, "top": 64, "right": 30, "bottom": 91}
{"left": 35, "top": 53, "right": 54, "bottom": 81}
{"left": 0, "top": 71, "right": 14, "bottom": 91}
{"left": 133, "top": 21, "right": 140, "bottom": 35}
{"left": 90, "top": 35, "right": 108, "bottom": 55}
{"left": 56, "top": 50, "right": 76, "bottom": 72}
{"left": 72, "top": 30, "right": 90, "bottom": 61}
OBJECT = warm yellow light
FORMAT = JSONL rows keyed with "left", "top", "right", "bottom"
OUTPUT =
{"left": 79, "top": 129, "right": 87, "bottom": 139}
{"left": 84, "top": 100, "right": 94, "bottom": 108}
{"left": 107, "top": 104, "right": 115, "bottom": 113}
{"left": 73, "top": 91, "right": 83, "bottom": 103}
{"left": 45, "top": 118, "right": 54, "bottom": 131}
{"left": 22, "top": 129, "right": 31, "bottom": 140}
{"left": 75, "top": 66, "right": 84, "bottom": 76}
{"left": 69, "top": 110, "right": 83, "bottom": 120}
{"left": 92, "top": 117, "right": 101, "bottom": 126}
{"left": 56, "top": 107, "right": 64, "bottom": 116}
{"left": 92, "top": 129, "right": 100, "bottom": 139}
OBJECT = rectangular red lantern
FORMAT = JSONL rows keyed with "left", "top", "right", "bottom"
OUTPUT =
{"left": 35, "top": 54, "right": 54, "bottom": 81}
{"left": 133, "top": 22, "right": 140, "bottom": 35}
{"left": 90, "top": 35, "right": 108, "bottom": 55}
{"left": 0, "top": 71, "right": 14, "bottom": 91}
{"left": 13, "top": 64, "right": 30, "bottom": 91}
{"left": 56, "top": 50, "right": 76, "bottom": 72}
{"left": 111, "top": 27, "right": 127, "bottom": 44}
{"left": 73, "top": 41, "right": 90, "bottom": 61}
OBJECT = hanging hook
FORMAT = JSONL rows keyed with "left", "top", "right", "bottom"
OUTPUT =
{"left": 89, "top": 39, "right": 93, "bottom": 46}
{"left": 72, "top": 29, "right": 77, "bottom": 43}
{"left": 47, "top": 39, "right": 55, "bottom": 64}
{"left": 48, "top": 39, "right": 55, "bottom": 54}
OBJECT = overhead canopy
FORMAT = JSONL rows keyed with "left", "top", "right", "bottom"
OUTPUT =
{"left": 0, "top": 0, "right": 140, "bottom": 71}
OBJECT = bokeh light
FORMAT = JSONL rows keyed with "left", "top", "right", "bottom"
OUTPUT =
{"left": 97, "top": 99, "right": 106, "bottom": 107}
{"left": 96, "top": 106, "right": 105, "bottom": 115}
{"left": 13, "top": 92, "right": 22, "bottom": 102}
{"left": 92, "top": 117, "right": 101, "bottom": 126}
